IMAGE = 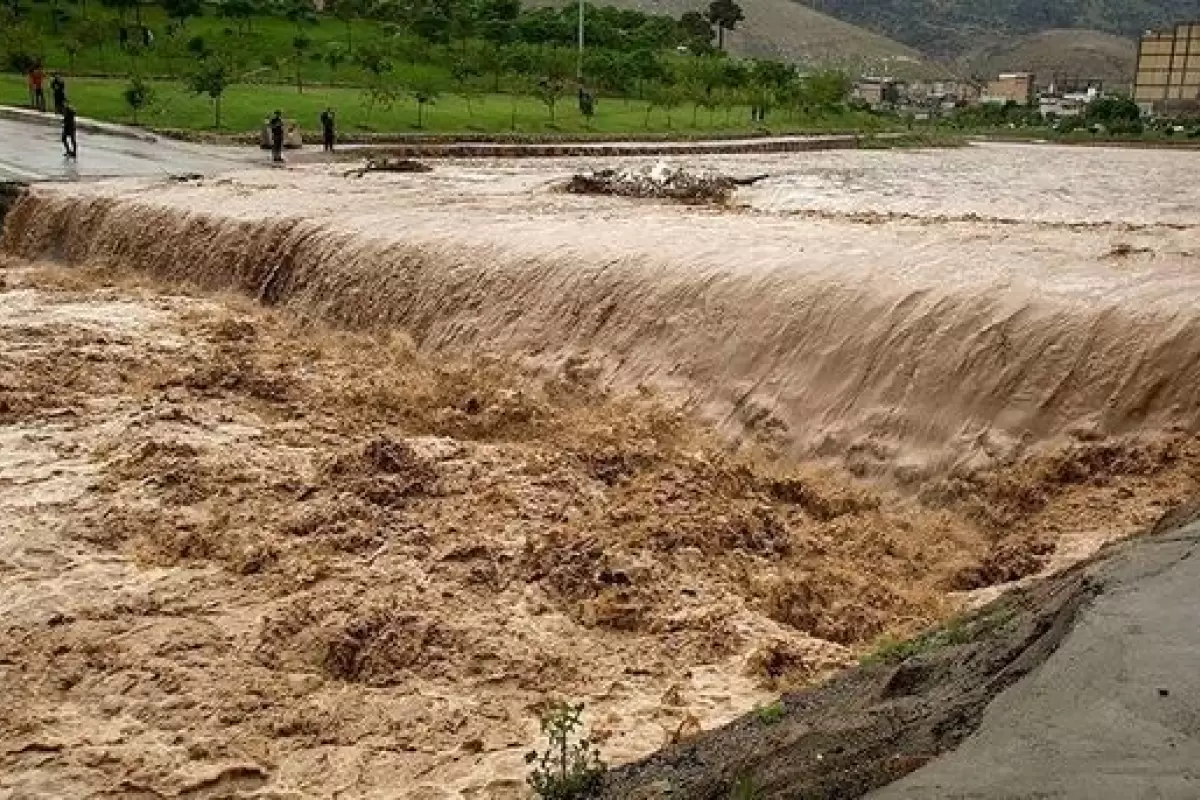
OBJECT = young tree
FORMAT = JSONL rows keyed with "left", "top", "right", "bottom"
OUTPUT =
{"left": 185, "top": 33, "right": 208, "bottom": 58}
{"left": 625, "top": 47, "right": 664, "bottom": 98}
{"left": 533, "top": 49, "right": 572, "bottom": 124}
{"left": 680, "top": 56, "right": 722, "bottom": 125}
{"left": 261, "top": 52, "right": 283, "bottom": 81}
{"left": 217, "top": 0, "right": 256, "bottom": 34}
{"left": 76, "top": 15, "right": 113, "bottom": 68}
{"left": 475, "top": 0, "right": 519, "bottom": 45}
{"left": 648, "top": 80, "right": 682, "bottom": 127}
{"left": 476, "top": 41, "right": 504, "bottom": 92}
{"left": 292, "top": 33, "right": 311, "bottom": 92}
{"left": 451, "top": 54, "right": 480, "bottom": 116}
{"left": 411, "top": 75, "right": 438, "bottom": 128}
{"left": 535, "top": 74, "right": 567, "bottom": 123}
{"left": 188, "top": 56, "right": 233, "bottom": 128}
{"left": 161, "top": 0, "right": 202, "bottom": 28}
{"left": 281, "top": 0, "right": 317, "bottom": 32}
{"left": 356, "top": 43, "right": 396, "bottom": 117}
{"left": 123, "top": 73, "right": 153, "bottom": 122}
{"left": 705, "top": 0, "right": 743, "bottom": 51}
{"left": 328, "top": 0, "right": 360, "bottom": 53}
{"left": 324, "top": 41, "right": 347, "bottom": 79}
{"left": 63, "top": 35, "right": 83, "bottom": 72}
{"left": 805, "top": 69, "right": 850, "bottom": 109}
{"left": 100, "top": 0, "right": 138, "bottom": 24}
{"left": 677, "top": 10, "right": 714, "bottom": 54}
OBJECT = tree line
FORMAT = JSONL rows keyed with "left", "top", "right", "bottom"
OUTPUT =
{"left": 2, "top": 0, "right": 856, "bottom": 129}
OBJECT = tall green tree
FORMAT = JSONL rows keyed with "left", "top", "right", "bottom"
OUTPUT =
{"left": 705, "top": 0, "right": 743, "bottom": 51}
{"left": 678, "top": 10, "right": 714, "bottom": 54}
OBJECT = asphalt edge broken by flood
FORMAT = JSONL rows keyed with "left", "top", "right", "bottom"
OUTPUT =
{"left": 599, "top": 506, "right": 1200, "bottom": 800}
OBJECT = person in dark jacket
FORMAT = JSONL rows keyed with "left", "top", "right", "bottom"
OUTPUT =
{"left": 50, "top": 74, "right": 67, "bottom": 115}
{"left": 269, "top": 110, "right": 285, "bottom": 162}
{"left": 320, "top": 108, "right": 335, "bottom": 152}
{"left": 62, "top": 104, "right": 77, "bottom": 158}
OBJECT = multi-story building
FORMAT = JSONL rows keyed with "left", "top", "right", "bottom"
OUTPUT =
{"left": 982, "top": 73, "right": 1035, "bottom": 106}
{"left": 1134, "top": 22, "right": 1200, "bottom": 115}
{"left": 1038, "top": 83, "right": 1103, "bottom": 118}
{"left": 852, "top": 77, "right": 903, "bottom": 111}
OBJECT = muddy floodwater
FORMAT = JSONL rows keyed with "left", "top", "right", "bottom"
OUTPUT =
{"left": 1, "top": 142, "right": 1199, "bottom": 798}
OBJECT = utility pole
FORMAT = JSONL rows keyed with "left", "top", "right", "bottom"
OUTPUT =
{"left": 577, "top": 0, "right": 585, "bottom": 81}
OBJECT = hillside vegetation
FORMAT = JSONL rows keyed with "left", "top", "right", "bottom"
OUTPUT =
{"left": 800, "top": 0, "right": 1187, "bottom": 57}
{"left": 574, "top": 0, "right": 943, "bottom": 78}
{"left": 962, "top": 30, "right": 1137, "bottom": 89}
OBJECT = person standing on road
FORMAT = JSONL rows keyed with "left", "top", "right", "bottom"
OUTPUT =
{"left": 320, "top": 108, "right": 336, "bottom": 153}
{"left": 29, "top": 64, "right": 46, "bottom": 112}
{"left": 269, "top": 110, "right": 285, "bottom": 163}
{"left": 51, "top": 74, "right": 67, "bottom": 115}
{"left": 62, "top": 104, "right": 78, "bottom": 159}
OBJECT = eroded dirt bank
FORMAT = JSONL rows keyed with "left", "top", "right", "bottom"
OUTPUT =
{"left": 2, "top": 260, "right": 1197, "bottom": 798}
{"left": 602, "top": 506, "right": 1200, "bottom": 800}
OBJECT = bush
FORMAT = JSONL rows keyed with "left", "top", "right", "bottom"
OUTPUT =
{"left": 754, "top": 699, "right": 785, "bottom": 725}
{"left": 5, "top": 49, "right": 39, "bottom": 75}
{"left": 526, "top": 702, "right": 606, "bottom": 800}
{"left": 123, "top": 74, "right": 154, "bottom": 123}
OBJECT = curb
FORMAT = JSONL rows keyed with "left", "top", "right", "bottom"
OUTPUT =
{"left": 0, "top": 106, "right": 158, "bottom": 143}
{"left": 291, "top": 135, "right": 867, "bottom": 161}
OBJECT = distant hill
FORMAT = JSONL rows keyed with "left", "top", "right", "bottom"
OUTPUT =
{"left": 796, "top": 0, "right": 1192, "bottom": 58}
{"left": 578, "top": 0, "right": 947, "bottom": 77}
{"left": 961, "top": 30, "right": 1138, "bottom": 90}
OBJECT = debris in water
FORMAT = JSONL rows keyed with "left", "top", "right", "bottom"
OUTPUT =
{"left": 344, "top": 157, "right": 434, "bottom": 178}
{"left": 564, "top": 162, "right": 768, "bottom": 205}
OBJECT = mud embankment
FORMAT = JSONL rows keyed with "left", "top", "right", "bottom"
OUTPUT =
{"left": 603, "top": 506, "right": 1200, "bottom": 799}
{"left": 4, "top": 180, "right": 1200, "bottom": 479}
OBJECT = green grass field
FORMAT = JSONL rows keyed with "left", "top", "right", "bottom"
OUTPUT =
{"left": 0, "top": 73, "right": 887, "bottom": 136}
{"left": 10, "top": 5, "right": 442, "bottom": 87}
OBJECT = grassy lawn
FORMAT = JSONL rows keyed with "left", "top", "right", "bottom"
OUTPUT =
{"left": 0, "top": 73, "right": 887, "bottom": 136}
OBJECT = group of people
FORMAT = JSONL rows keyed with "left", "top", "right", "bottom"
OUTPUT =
{"left": 266, "top": 107, "right": 337, "bottom": 163}
{"left": 32, "top": 60, "right": 341, "bottom": 165}
{"left": 27, "top": 64, "right": 78, "bottom": 159}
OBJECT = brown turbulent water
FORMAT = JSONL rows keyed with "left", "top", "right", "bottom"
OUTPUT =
{"left": 1, "top": 143, "right": 1199, "bottom": 798}
{"left": 4, "top": 143, "right": 1200, "bottom": 473}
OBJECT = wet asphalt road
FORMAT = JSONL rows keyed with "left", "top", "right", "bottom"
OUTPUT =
{"left": 0, "top": 117, "right": 257, "bottom": 181}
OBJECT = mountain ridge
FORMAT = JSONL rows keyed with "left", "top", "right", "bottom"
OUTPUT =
{"left": 795, "top": 0, "right": 1191, "bottom": 58}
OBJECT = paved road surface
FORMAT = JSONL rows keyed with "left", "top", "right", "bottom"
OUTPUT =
{"left": 0, "top": 118, "right": 257, "bottom": 181}
{"left": 873, "top": 520, "right": 1200, "bottom": 800}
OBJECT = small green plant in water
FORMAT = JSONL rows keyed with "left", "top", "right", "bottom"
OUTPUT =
{"left": 862, "top": 604, "right": 1017, "bottom": 666}
{"left": 526, "top": 702, "right": 606, "bottom": 800}
{"left": 754, "top": 699, "right": 785, "bottom": 725}
{"left": 731, "top": 773, "right": 762, "bottom": 800}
